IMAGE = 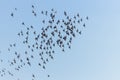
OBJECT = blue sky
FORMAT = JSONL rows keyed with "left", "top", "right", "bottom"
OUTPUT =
{"left": 0, "top": 0, "right": 120, "bottom": 80}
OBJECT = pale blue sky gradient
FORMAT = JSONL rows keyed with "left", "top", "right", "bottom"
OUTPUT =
{"left": 0, "top": 0, "right": 120, "bottom": 80}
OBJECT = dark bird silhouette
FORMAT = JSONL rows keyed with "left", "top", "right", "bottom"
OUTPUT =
{"left": 48, "top": 75, "right": 50, "bottom": 77}
{"left": 51, "top": 8, "right": 54, "bottom": 11}
{"left": 77, "top": 13, "right": 80, "bottom": 17}
{"left": 11, "top": 13, "right": 14, "bottom": 17}
{"left": 13, "top": 43, "right": 16, "bottom": 47}
{"left": 45, "top": 11, "right": 48, "bottom": 16}
{"left": 64, "top": 11, "right": 67, "bottom": 16}
{"left": 80, "top": 18, "right": 83, "bottom": 22}
{"left": 32, "top": 5, "right": 34, "bottom": 8}
{"left": 86, "top": 16, "right": 89, "bottom": 20}
{"left": 43, "top": 65, "right": 45, "bottom": 69}
{"left": 42, "top": 20, "right": 45, "bottom": 23}
{"left": 15, "top": 8, "right": 17, "bottom": 11}
{"left": 41, "top": 11, "right": 44, "bottom": 14}
{"left": 83, "top": 23, "right": 85, "bottom": 27}
{"left": 32, "top": 74, "right": 35, "bottom": 78}
{"left": 22, "top": 22, "right": 25, "bottom": 25}
{"left": 8, "top": 48, "right": 10, "bottom": 51}
{"left": 79, "top": 31, "right": 81, "bottom": 35}
{"left": 31, "top": 25, "right": 33, "bottom": 29}
{"left": 34, "top": 13, "right": 37, "bottom": 16}
{"left": 32, "top": 10, "right": 34, "bottom": 13}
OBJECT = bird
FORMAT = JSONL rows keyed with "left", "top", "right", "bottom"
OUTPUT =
{"left": 31, "top": 25, "right": 33, "bottom": 29}
{"left": 45, "top": 11, "right": 48, "bottom": 16}
{"left": 86, "top": 16, "right": 89, "bottom": 20}
{"left": 13, "top": 43, "right": 16, "bottom": 47}
{"left": 32, "top": 5, "right": 34, "bottom": 8}
{"left": 64, "top": 11, "right": 67, "bottom": 16}
{"left": 80, "top": 18, "right": 83, "bottom": 22}
{"left": 43, "top": 65, "right": 45, "bottom": 69}
{"left": 41, "top": 11, "right": 44, "bottom": 14}
{"left": 83, "top": 23, "right": 85, "bottom": 27}
{"left": 10, "top": 44, "right": 12, "bottom": 47}
{"left": 77, "top": 20, "right": 80, "bottom": 23}
{"left": 42, "top": 20, "right": 45, "bottom": 23}
{"left": 15, "top": 8, "right": 17, "bottom": 11}
{"left": 34, "top": 13, "right": 37, "bottom": 16}
{"left": 32, "top": 74, "right": 35, "bottom": 78}
{"left": 38, "top": 63, "right": 41, "bottom": 66}
{"left": 11, "top": 13, "right": 14, "bottom": 17}
{"left": 77, "top": 13, "right": 80, "bottom": 17}
{"left": 27, "top": 62, "right": 31, "bottom": 66}
{"left": 48, "top": 75, "right": 50, "bottom": 77}
{"left": 31, "top": 55, "right": 34, "bottom": 58}
{"left": 51, "top": 8, "right": 54, "bottom": 11}
{"left": 8, "top": 48, "right": 10, "bottom": 51}
{"left": 32, "top": 10, "right": 34, "bottom": 13}
{"left": 22, "top": 22, "right": 25, "bottom": 25}
{"left": 79, "top": 31, "right": 81, "bottom": 35}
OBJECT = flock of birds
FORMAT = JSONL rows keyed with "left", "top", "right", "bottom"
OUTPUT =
{"left": 0, "top": 4, "right": 88, "bottom": 80}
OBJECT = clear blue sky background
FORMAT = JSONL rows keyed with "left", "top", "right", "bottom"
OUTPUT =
{"left": 0, "top": 0, "right": 120, "bottom": 80}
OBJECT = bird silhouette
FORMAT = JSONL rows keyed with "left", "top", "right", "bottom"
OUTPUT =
{"left": 11, "top": 13, "right": 14, "bottom": 17}
{"left": 86, "top": 16, "right": 89, "bottom": 20}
